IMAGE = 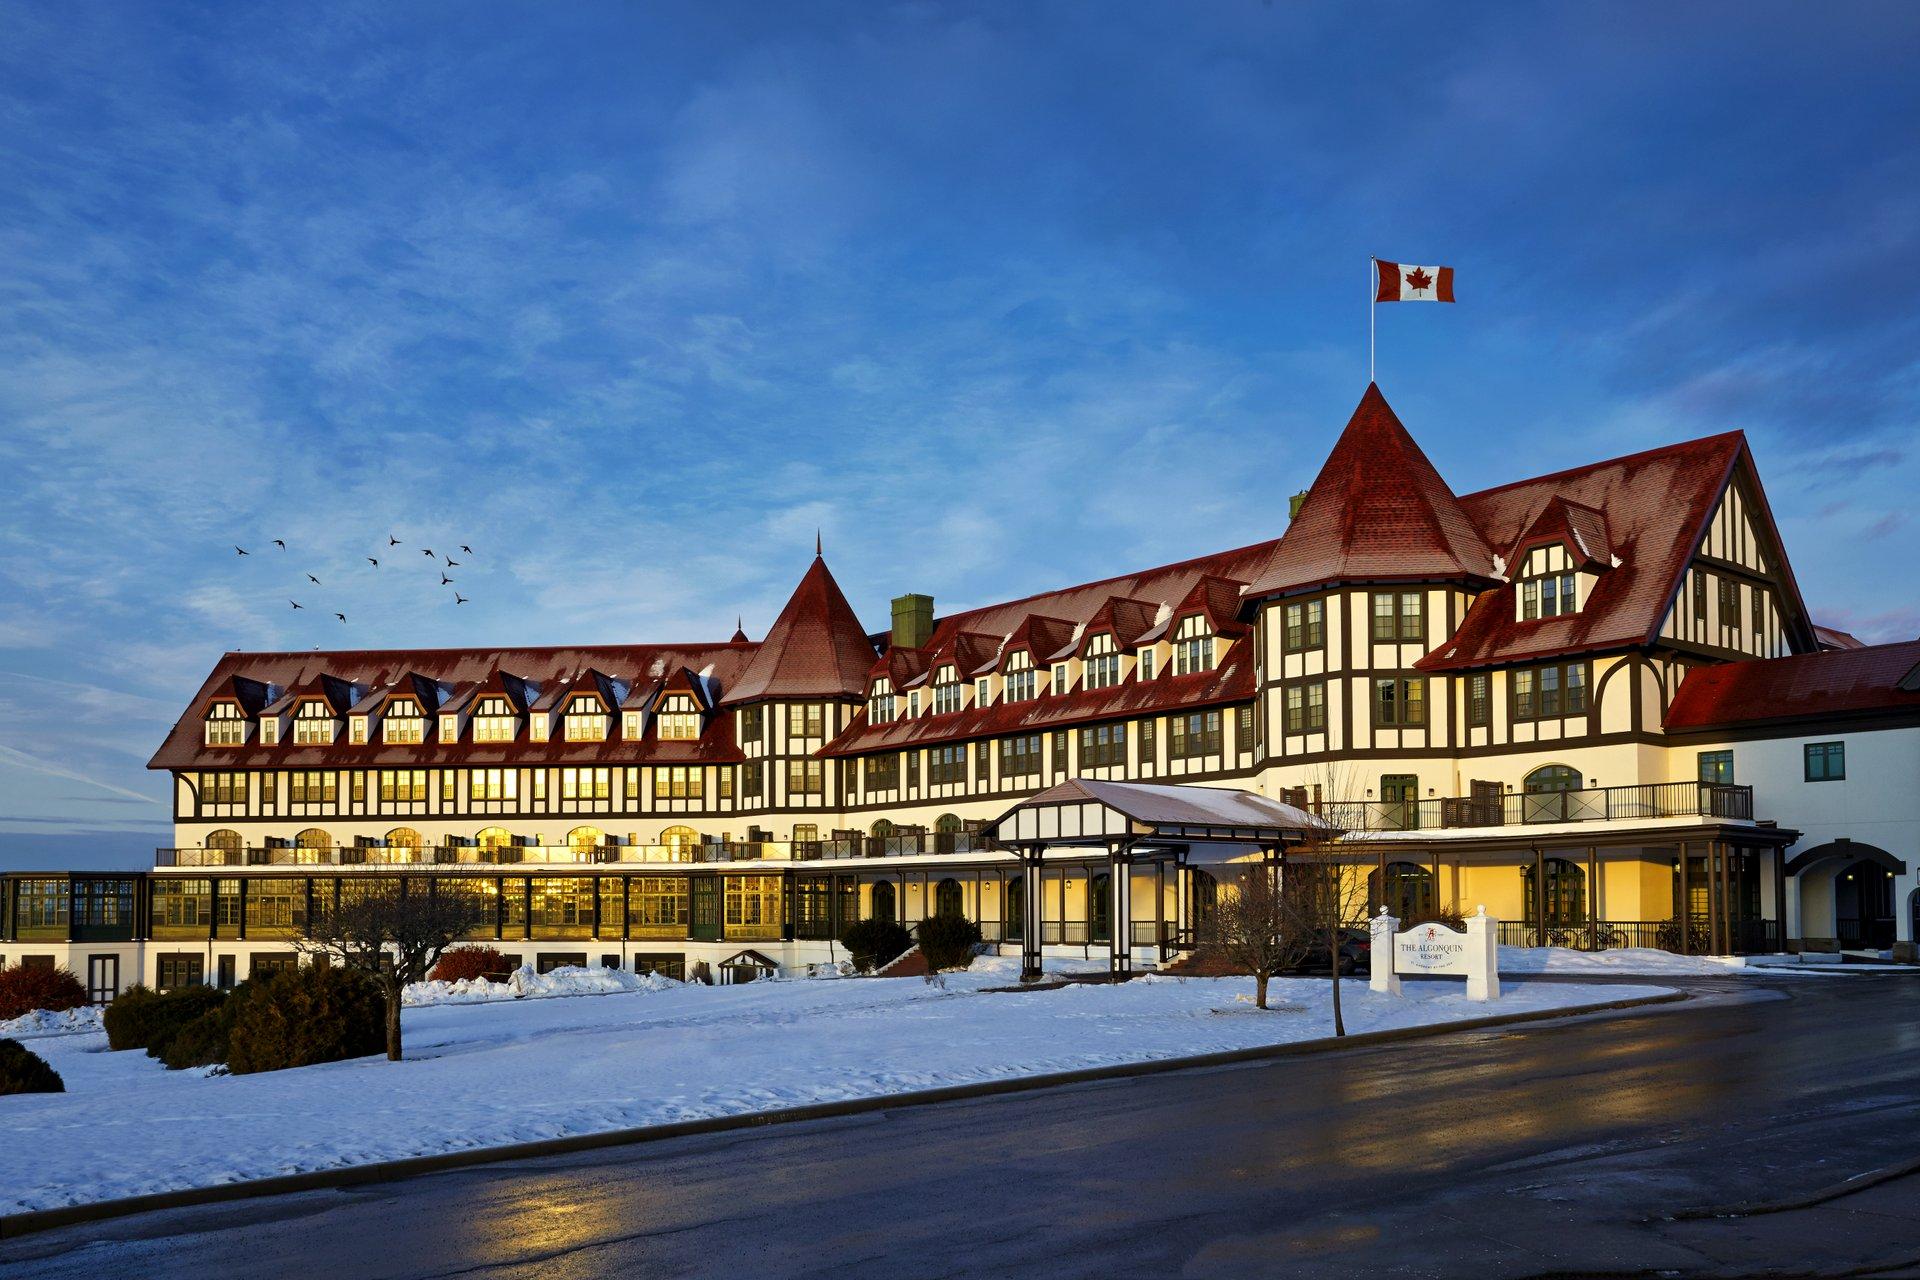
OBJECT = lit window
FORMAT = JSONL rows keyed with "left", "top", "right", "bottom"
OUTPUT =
{"left": 293, "top": 701, "right": 335, "bottom": 745}
{"left": 564, "top": 696, "right": 609, "bottom": 742}
{"left": 470, "top": 768, "right": 518, "bottom": 801}
{"left": 473, "top": 697, "right": 517, "bottom": 743}
{"left": 787, "top": 704, "right": 824, "bottom": 738}
{"left": 204, "top": 703, "right": 246, "bottom": 746}
{"left": 657, "top": 696, "right": 701, "bottom": 741}
{"left": 383, "top": 698, "right": 424, "bottom": 744}
{"left": 1373, "top": 678, "right": 1426, "bottom": 727}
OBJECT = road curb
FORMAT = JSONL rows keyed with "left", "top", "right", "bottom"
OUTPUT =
{"left": 0, "top": 987, "right": 1687, "bottom": 1242}
{"left": 1667, "top": 1150, "right": 1920, "bottom": 1220}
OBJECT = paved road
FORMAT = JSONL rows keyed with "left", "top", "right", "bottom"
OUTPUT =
{"left": 6, "top": 974, "right": 1920, "bottom": 1279}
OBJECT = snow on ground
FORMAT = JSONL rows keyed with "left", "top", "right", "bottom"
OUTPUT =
{"left": 0, "top": 1006, "right": 103, "bottom": 1040}
{"left": 1497, "top": 946, "right": 1851, "bottom": 976}
{"left": 0, "top": 962, "right": 1668, "bottom": 1213}
{"left": 404, "top": 963, "right": 681, "bottom": 1006}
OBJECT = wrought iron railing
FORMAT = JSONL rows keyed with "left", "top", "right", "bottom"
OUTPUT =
{"left": 1493, "top": 916, "right": 1778, "bottom": 954}
{"left": 1318, "top": 781, "right": 1753, "bottom": 833}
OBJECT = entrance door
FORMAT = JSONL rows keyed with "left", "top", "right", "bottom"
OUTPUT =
{"left": 689, "top": 877, "right": 721, "bottom": 942}
{"left": 1380, "top": 775, "right": 1419, "bottom": 831}
{"left": 1835, "top": 861, "right": 1895, "bottom": 950}
{"left": 217, "top": 954, "right": 237, "bottom": 990}
{"left": 86, "top": 955, "right": 119, "bottom": 1004}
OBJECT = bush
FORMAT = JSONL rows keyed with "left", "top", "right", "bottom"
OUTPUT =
{"left": 840, "top": 918, "right": 912, "bottom": 973}
{"left": 226, "top": 966, "right": 385, "bottom": 1075}
{"left": 429, "top": 946, "right": 511, "bottom": 984}
{"left": 1402, "top": 901, "right": 1468, "bottom": 931}
{"left": 158, "top": 984, "right": 253, "bottom": 1070}
{"left": 0, "top": 967, "right": 89, "bottom": 1022}
{"left": 0, "top": 1039, "right": 63, "bottom": 1095}
{"left": 103, "top": 983, "right": 226, "bottom": 1053}
{"left": 917, "top": 914, "right": 983, "bottom": 971}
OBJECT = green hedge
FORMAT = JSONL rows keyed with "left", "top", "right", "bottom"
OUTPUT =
{"left": 840, "top": 918, "right": 912, "bottom": 973}
{"left": 917, "top": 914, "right": 983, "bottom": 971}
{"left": 226, "top": 967, "right": 385, "bottom": 1075}
{"left": 0, "top": 967, "right": 89, "bottom": 1021}
{"left": 103, "top": 984, "right": 227, "bottom": 1054}
{"left": 0, "top": 1039, "right": 63, "bottom": 1095}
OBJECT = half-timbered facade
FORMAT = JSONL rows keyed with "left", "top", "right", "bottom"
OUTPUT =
{"left": 6, "top": 384, "right": 1915, "bottom": 994}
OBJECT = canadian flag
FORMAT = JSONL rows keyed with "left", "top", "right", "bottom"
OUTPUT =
{"left": 1375, "top": 260, "right": 1455, "bottom": 303}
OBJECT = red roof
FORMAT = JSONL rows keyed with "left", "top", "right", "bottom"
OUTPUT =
{"left": 721, "top": 556, "right": 878, "bottom": 705}
{"left": 150, "top": 643, "right": 752, "bottom": 772}
{"left": 1241, "top": 384, "right": 1499, "bottom": 601}
{"left": 1814, "top": 624, "right": 1866, "bottom": 651}
{"left": 1666, "top": 642, "right": 1920, "bottom": 730}
{"left": 1418, "top": 431, "right": 1813, "bottom": 671}
{"left": 824, "top": 635, "right": 1256, "bottom": 756}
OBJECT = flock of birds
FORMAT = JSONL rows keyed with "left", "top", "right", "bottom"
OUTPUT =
{"left": 231, "top": 535, "right": 474, "bottom": 624}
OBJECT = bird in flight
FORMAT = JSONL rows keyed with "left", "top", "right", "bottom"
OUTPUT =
{"left": 387, "top": 535, "right": 401, "bottom": 546}
{"left": 440, "top": 573, "right": 453, "bottom": 585}
{"left": 454, "top": 593, "right": 468, "bottom": 605}
{"left": 421, "top": 548, "right": 435, "bottom": 557}
{"left": 273, "top": 539, "right": 286, "bottom": 551}
{"left": 306, "top": 574, "right": 321, "bottom": 585}
{"left": 444, "top": 558, "right": 459, "bottom": 568}
{"left": 289, "top": 600, "right": 303, "bottom": 610}
{"left": 334, "top": 613, "right": 347, "bottom": 623}
{"left": 367, "top": 557, "right": 379, "bottom": 567}
{"left": 460, "top": 545, "right": 473, "bottom": 555}
{"left": 234, "top": 546, "right": 249, "bottom": 556}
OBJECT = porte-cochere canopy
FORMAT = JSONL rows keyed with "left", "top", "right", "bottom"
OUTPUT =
{"left": 982, "top": 778, "right": 1334, "bottom": 850}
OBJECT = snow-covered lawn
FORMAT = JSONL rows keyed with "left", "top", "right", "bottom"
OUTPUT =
{"left": 0, "top": 962, "right": 1670, "bottom": 1214}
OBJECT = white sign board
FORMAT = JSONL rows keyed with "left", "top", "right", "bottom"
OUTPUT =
{"left": 1394, "top": 922, "right": 1471, "bottom": 975}
{"left": 1370, "top": 906, "right": 1501, "bottom": 1000}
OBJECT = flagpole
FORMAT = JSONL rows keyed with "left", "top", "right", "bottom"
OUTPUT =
{"left": 1368, "top": 258, "right": 1376, "bottom": 384}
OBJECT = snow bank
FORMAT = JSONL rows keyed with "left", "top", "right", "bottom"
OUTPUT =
{"left": 4, "top": 972, "right": 1671, "bottom": 1213}
{"left": 1498, "top": 946, "right": 1792, "bottom": 976}
{"left": 0, "top": 1006, "right": 103, "bottom": 1040}
{"left": 405, "top": 963, "right": 679, "bottom": 1007}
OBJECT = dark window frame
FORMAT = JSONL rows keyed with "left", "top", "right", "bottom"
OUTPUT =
{"left": 1803, "top": 741, "right": 1845, "bottom": 782}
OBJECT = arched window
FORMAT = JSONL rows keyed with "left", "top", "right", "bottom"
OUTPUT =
{"left": 1004, "top": 875, "right": 1024, "bottom": 940}
{"left": 295, "top": 828, "right": 333, "bottom": 849}
{"left": 1523, "top": 765, "right": 1586, "bottom": 823}
{"left": 1525, "top": 765, "right": 1582, "bottom": 792}
{"left": 935, "top": 813, "right": 963, "bottom": 834}
{"left": 476, "top": 826, "right": 514, "bottom": 850}
{"left": 935, "top": 877, "right": 963, "bottom": 919}
{"left": 659, "top": 825, "right": 698, "bottom": 860}
{"left": 869, "top": 880, "right": 896, "bottom": 922}
{"left": 1090, "top": 872, "right": 1112, "bottom": 943}
{"left": 204, "top": 829, "right": 242, "bottom": 852}
{"left": 567, "top": 825, "right": 605, "bottom": 856}
{"left": 871, "top": 818, "right": 896, "bottom": 838}
{"left": 1522, "top": 858, "right": 1587, "bottom": 928}
{"left": 1370, "top": 862, "right": 1436, "bottom": 920}
{"left": 385, "top": 827, "right": 423, "bottom": 850}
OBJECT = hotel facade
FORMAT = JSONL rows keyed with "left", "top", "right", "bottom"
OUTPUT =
{"left": 5, "top": 385, "right": 1917, "bottom": 998}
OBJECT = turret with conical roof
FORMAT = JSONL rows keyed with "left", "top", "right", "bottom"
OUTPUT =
{"left": 1241, "top": 383, "right": 1498, "bottom": 602}
{"left": 721, "top": 555, "right": 878, "bottom": 706}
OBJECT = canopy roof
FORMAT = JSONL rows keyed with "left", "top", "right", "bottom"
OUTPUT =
{"left": 983, "top": 778, "right": 1333, "bottom": 848}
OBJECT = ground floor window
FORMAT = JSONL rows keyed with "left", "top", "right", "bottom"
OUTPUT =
{"left": 251, "top": 954, "right": 299, "bottom": 980}
{"left": 632, "top": 953, "right": 685, "bottom": 981}
{"left": 794, "top": 879, "right": 834, "bottom": 939}
{"left": 724, "top": 875, "right": 783, "bottom": 939}
{"left": 1522, "top": 859, "right": 1587, "bottom": 927}
{"left": 536, "top": 952, "right": 588, "bottom": 974}
{"left": 934, "top": 877, "right": 963, "bottom": 919}
{"left": 158, "top": 953, "right": 204, "bottom": 990}
{"left": 627, "top": 877, "right": 688, "bottom": 937}
{"left": 869, "top": 879, "right": 896, "bottom": 922}
{"left": 1372, "top": 862, "right": 1436, "bottom": 920}
{"left": 531, "top": 878, "right": 595, "bottom": 939}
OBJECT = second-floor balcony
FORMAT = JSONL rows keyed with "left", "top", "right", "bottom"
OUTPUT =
{"left": 156, "top": 830, "right": 1004, "bottom": 870}
{"left": 1313, "top": 780, "right": 1755, "bottom": 835}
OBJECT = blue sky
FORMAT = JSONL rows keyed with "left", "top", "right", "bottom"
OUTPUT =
{"left": 3, "top": 3, "right": 1918, "bottom": 869}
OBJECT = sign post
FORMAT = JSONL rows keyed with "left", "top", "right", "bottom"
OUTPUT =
{"left": 1372, "top": 905, "right": 1502, "bottom": 1001}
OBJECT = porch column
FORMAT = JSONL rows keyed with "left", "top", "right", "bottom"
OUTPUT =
{"left": 1020, "top": 846, "right": 1045, "bottom": 983}
{"left": 1107, "top": 844, "right": 1133, "bottom": 976}
{"left": 1676, "top": 846, "right": 1690, "bottom": 956}
{"left": 1776, "top": 847, "right": 1792, "bottom": 949}
{"left": 1587, "top": 845, "right": 1599, "bottom": 949}
{"left": 1533, "top": 846, "right": 1546, "bottom": 941}
{"left": 1707, "top": 841, "right": 1725, "bottom": 955}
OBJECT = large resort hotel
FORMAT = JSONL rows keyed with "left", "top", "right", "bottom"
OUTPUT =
{"left": 6, "top": 384, "right": 1918, "bottom": 997}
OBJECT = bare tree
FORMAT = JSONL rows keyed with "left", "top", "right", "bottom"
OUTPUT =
{"left": 298, "top": 879, "right": 485, "bottom": 1061}
{"left": 1200, "top": 862, "right": 1312, "bottom": 1009}
{"left": 1275, "top": 855, "right": 1372, "bottom": 1036}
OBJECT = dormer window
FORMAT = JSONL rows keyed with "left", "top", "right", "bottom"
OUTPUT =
{"left": 473, "top": 696, "right": 517, "bottom": 743}
{"left": 260, "top": 717, "right": 279, "bottom": 745}
{"left": 384, "top": 699, "right": 425, "bottom": 744}
{"left": 869, "top": 687, "right": 897, "bottom": 724}
{"left": 349, "top": 716, "right": 368, "bottom": 745}
{"left": 293, "top": 701, "right": 335, "bottom": 745}
{"left": 1004, "top": 652, "right": 1035, "bottom": 703}
{"left": 1521, "top": 572, "right": 1578, "bottom": 621}
{"left": 931, "top": 667, "right": 962, "bottom": 715}
{"left": 624, "top": 711, "right": 642, "bottom": 738}
{"left": 439, "top": 714, "right": 457, "bottom": 740}
{"left": 1138, "top": 650, "right": 1156, "bottom": 680}
{"left": 975, "top": 677, "right": 990, "bottom": 706}
{"left": 564, "top": 695, "right": 609, "bottom": 742}
{"left": 204, "top": 703, "right": 245, "bottom": 746}
{"left": 1051, "top": 663, "right": 1069, "bottom": 692}
{"left": 1173, "top": 616, "right": 1213, "bottom": 675}
{"left": 1084, "top": 634, "right": 1122, "bottom": 690}
{"left": 658, "top": 695, "right": 701, "bottom": 740}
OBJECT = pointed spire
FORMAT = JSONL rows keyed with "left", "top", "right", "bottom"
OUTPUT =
{"left": 722, "top": 556, "right": 876, "bottom": 705}
{"left": 815, "top": 528, "right": 823, "bottom": 558}
{"left": 1242, "top": 384, "right": 1498, "bottom": 601}
{"left": 731, "top": 615, "right": 749, "bottom": 644}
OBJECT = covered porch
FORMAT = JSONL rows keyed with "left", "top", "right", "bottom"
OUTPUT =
{"left": 980, "top": 778, "right": 1330, "bottom": 981}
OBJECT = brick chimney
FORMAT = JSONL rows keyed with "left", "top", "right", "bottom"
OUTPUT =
{"left": 890, "top": 593, "right": 934, "bottom": 649}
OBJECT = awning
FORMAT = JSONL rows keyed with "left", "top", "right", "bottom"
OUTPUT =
{"left": 981, "top": 778, "right": 1334, "bottom": 850}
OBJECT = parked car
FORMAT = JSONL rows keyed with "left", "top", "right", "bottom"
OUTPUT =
{"left": 1292, "top": 927, "right": 1372, "bottom": 976}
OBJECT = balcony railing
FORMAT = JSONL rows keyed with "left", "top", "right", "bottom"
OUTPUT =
{"left": 156, "top": 832, "right": 1004, "bottom": 870}
{"left": 1317, "top": 781, "right": 1753, "bottom": 834}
